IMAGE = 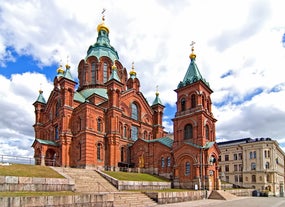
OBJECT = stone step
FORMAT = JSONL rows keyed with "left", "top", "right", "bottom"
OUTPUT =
{"left": 113, "top": 192, "right": 157, "bottom": 207}
{"left": 209, "top": 190, "right": 237, "bottom": 200}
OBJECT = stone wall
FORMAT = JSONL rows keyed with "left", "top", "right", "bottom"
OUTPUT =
{"left": 0, "top": 176, "right": 74, "bottom": 192}
{"left": 0, "top": 194, "right": 113, "bottom": 207}
{"left": 97, "top": 170, "right": 171, "bottom": 190}
{"left": 145, "top": 191, "right": 206, "bottom": 204}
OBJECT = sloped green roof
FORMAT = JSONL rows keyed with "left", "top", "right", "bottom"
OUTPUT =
{"left": 64, "top": 68, "right": 75, "bottom": 82}
{"left": 109, "top": 68, "right": 121, "bottom": 82}
{"left": 185, "top": 141, "right": 215, "bottom": 149}
{"left": 34, "top": 138, "right": 59, "bottom": 147}
{"left": 178, "top": 58, "right": 210, "bottom": 89}
{"left": 86, "top": 29, "right": 119, "bottom": 61}
{"left": 152, "top": 93, "right": 163, "bottom": 106}
{"left": 35, "top": 91, "right": 46, "bottom": 104}
{"left": 74, "top": 88, "right": 108, "bottom": 103}
{"left": 145, "top": 137, "right": 173, "bottom": 148}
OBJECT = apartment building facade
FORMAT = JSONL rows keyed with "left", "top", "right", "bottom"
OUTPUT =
{"left": 218, "top": 138, "right": 285, "bottom": 196}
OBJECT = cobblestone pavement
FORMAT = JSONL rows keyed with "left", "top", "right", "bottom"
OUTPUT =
{"left": 158, "top": 197, "right": 285, "bottom": 207}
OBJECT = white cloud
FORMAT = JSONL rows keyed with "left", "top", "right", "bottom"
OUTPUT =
{"left": 0, "top": 0, "right": 285, "bottom": 157}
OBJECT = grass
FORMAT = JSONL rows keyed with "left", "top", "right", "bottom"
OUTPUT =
{"left": 103, "top": 171, "right": 169, "bottom": 182}
{"left": 0, "top": 164, "right": 64, "bottom": 178}
{"left": 0, "top": 191, "right": 77, "bottom": 197}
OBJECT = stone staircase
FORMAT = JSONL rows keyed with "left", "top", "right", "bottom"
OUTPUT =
{"left": 209, "top": 190, "right": 237, "bottom": 200}
{"left": 113, "top": 192, "right": 157, "bottom": 207}
{"left": 52, "top": 167, "right": 118, "bottom": 193}
{"left": 52, "top": 167, "right": 157, "bottom": 206}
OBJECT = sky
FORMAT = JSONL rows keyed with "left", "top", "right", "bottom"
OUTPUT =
{"left": 0, "top": 0, "right": 285, "bottom": 158}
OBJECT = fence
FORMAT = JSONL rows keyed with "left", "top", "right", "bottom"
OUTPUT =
{"left": 0, "top": 154, "right": 35, "bottom": 165}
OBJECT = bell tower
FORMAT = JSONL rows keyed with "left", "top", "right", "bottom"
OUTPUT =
{"left": 173, "top": 42, "right": 217, "bottom": 149}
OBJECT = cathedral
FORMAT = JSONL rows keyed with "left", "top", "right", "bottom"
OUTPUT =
{"left": 32, "top": 15, "right": 220, "bottom": 190}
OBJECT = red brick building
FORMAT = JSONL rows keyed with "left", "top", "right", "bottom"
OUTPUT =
{"left": 32, "top": 16, "right": 220, "bottom": 190}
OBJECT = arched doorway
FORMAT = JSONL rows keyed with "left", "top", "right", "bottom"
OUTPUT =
{"left": 45, "top": 149, "right": 57, "bottom": 166}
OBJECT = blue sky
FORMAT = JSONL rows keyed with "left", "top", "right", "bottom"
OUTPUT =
{"left": 0, "top": 0, "right": 285, "bottom": 157}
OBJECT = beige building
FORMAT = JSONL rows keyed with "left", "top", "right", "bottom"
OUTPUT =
{"left": 218, "top": 138, "right": 285, "bottom": 196}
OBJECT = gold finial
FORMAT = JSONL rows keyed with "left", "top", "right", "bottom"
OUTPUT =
{"left": 65, "top": 55, "right": 70, "bottom": 69}
{"left": 129, "top": 61, "right": 137, "bottom": 76}
{"left": 57, "top": 59, "right": 64, "bottom": 74}
{"left": 155, "top": 85, "right": 159, "bottom": 96}
{"left": 112, "top": 60, "right": 117, "bottom": 70}
{"left": 189, "top": 41, "right": 196, "bottom": 60}
{"left": 39, "top": 83, "right": 43, "bottom": 94}
{"left": 97, "top": 8, "right": 109, "bottom": 33}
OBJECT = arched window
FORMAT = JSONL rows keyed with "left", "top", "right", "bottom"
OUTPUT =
{"left": 265, "top": 162, "right": 270, "bottom": 169}
{"left": 131, "top": 103, "right": 138, "bottom": 120}
{"left": 205, "top": 125, "right": 209, "bottom": 140}
{"left": 120, "top": 147, "right": 125, "bottom": 162}
{"left": 185, "top": 162, "right": 190, "bottom": 175}
{"left": 251, "top": 162, "right": 256, "bottom": 170}
{"left": 123, "top": 125, "right": 127, "bottom": 138}
{"left": 181, "top": 98, "right": 186, "bottom": 111}
{"left": 97, "top": 143, "right": 103, "bottom": 161}
{"left": 252, "top": 175, "right": 256, "bottom": 183}
{"left": 184, "top": 124, "right": 193, "bottom": 140}
{"left": 191, "top": 94, "right": 196, "bottom": 108}
{"left": 131, "top": 126, "right": 138, "bottom": 141}
{"left": 55, "top": 125, "right": 59, "bottom": 140}
{"left": 167, "top": 157, "right": 171, "bottom": 167}
{"left": 161, "top": 157, "right": 165, "bottom": 168}
{"left": 103, "top": 63, "right": 108, "bottom": 83}
{"left": 202, "top": 96, "right": 205, "bottom": 108}
{"left": 91, "top": 62, "right": 96, "bottom": 84}
{"left": 55, "top": 99, "right": 60, "bottom": 117}
{"left": 97, "top": 118, "right": 102, "bottom": 132}
{"left": 144, "top": 131, "right": 147, "bottom": 139}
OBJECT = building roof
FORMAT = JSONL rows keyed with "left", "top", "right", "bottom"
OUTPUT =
{"left": 217, "top": 137, "right": 273, "bottom": 147}
{"left": 185, "top": 140, "right": 215, "bottom": 149}
{"left": 35, "top": 90, "right": 46, "bottom": 104}
{"left": 177, "top": 46, "right": 210, "bottom": 89}
{"left": 144, "top": 137, "right": 174, "bottom": 148}
{"left": 86, "top": 17, "right": 119, "bottom": 61}
{"left": 152, "top": 91, "right": 163, "bottom": 106}
{"left": 33, "top": 138, "right": 59, "bottom": 147}
{"left": 108, "top": 64, "right": 121, "bottom": 82}
{"left": 74, "top": 88, "right": 108, "bottom": 103}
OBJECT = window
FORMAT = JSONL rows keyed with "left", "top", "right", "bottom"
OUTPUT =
{"left": 250, "top": 152, "right": 253, "bottom": 159}
{"left": 120, "top": 147, "right": 124, "bottom": 162}
{"left": 161, "top": 157, "right": 165, "bottom": 168}
{"left": 55, "top": 126, "right": 59, "bottom": 140}
{"left": 265, "top": 162, "right": 270, "bottom": 169}
{"left": 250, "top": 151, "right": 256, "bottom": 159}
{"left": 253, "top": 151, "right": 256, "bottom": 159}
{"left": 97, "top": 118, "right": 102, "bottom": 132}
{"left": 238, "top": 153, "right": 243, "bottom": 160}
{"left": 225, "top": 165, "right": 229, "bottom": 172}
{"left": 234, "top": 154, "right": 238, "bottom": 160}
{"left": 167, "top": 157, "right": 171, "bottom": 167}
{"left": 251, "top": 162, "right": 256, "bottom": 170}
{"left": 218, "top": 156, "right": 221, "bottom": 161}
{"left": 97, "top": 143, "right": 103, "bottom": 160}
{"left": 225, "top": 155, "right": 229, "bottom": 161}
{"left": 103, "top": 63, "right": 108, "bottom": 83}
{"left": 191, "top": 94, "right": 196, "bottom": 108}
{"left": 239, "top": 164, "right": 243, "bottom": 171}
{"left": 123, "top": 125, "right": 127, "bottom": 138}
{"left": 184, "top": 124, "right": 193, "bottom": 140}
{"left": 239, "top": 175, "right": 243, "bottom": 182}
{"left": 259, "top": 176, "right": 262, "bottom": 181}
{"left": 235, "top": 175, "right": 238, "bottom": 182}
{"left": 131, "top": 126, "right": 138, "bottom": 141}
{"left": 181, "top": 98, "right": 186, "bottom": 111}
{"left": 131, "top": 103, "right": 138, "bottom": 120}
{"left": 55, "top": 99, "right": 60, "bottom": 117}
{"left": 252, "top": 175, "right": 256, "bottom": 183}
{"left": 234, "top": 165, "right": 238, "bottom": 171}
{"left": 91, "top": 62, "right": 96, "bottom": 84}
{"left": 185, "top": 162, "right": 190, "bottom": 175}
{"left": 205, "top": 125, "right": 209, "bottom": 140}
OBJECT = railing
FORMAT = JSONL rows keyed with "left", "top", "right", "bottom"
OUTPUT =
{"left": 0, "top": 154, "right": 35, "bottom": 165}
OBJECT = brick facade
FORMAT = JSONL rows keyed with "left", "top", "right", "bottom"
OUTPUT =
{"left": 32, "top": 17, "right": 220, "bottom": 190}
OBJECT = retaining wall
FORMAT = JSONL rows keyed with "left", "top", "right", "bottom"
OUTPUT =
{"left": 97, "top": 170, "right": 171, "bottom": 190}
{"left": 0, "top": 193, "right": 113, "bottom": 207}
{"left": 0, "top": 176, "right": 74, "bottom": 192}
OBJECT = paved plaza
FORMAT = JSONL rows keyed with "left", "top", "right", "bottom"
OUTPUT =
{"left": 158, "top": 197, "right": 285, "bottom": 207}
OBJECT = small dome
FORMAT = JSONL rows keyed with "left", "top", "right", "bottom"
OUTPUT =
{"left": 97, "top": 16, "right": 109, "bottom": 33}
{"left": 57, "top": 65, "right": 64, "bottom": 74}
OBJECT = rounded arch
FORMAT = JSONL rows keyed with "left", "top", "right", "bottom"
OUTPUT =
{"left": 45, "top": 148, "right": 57, "bottom": 166}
